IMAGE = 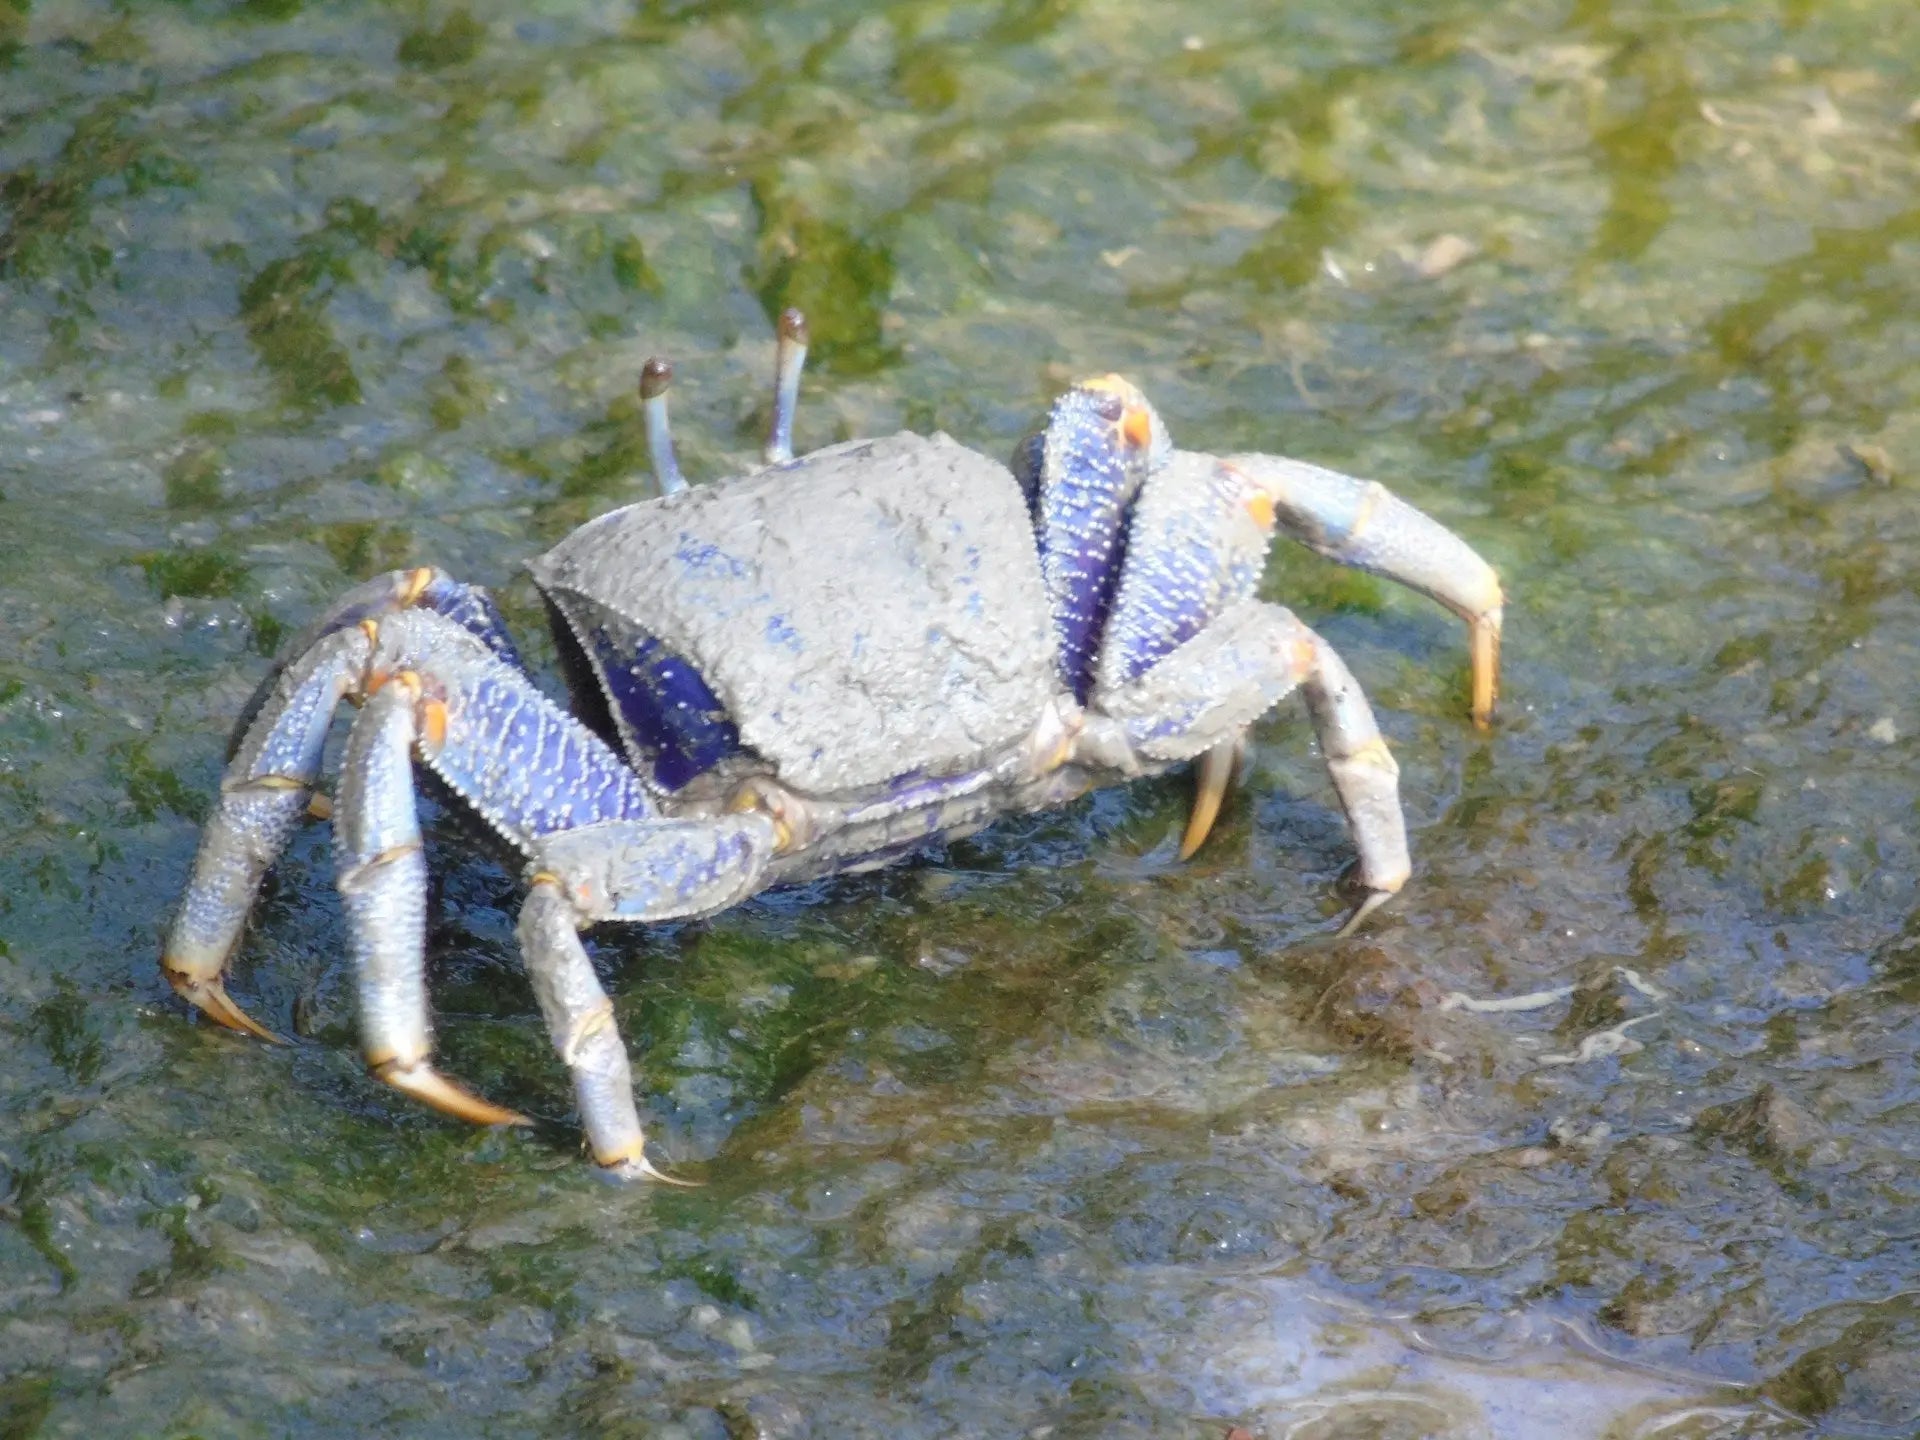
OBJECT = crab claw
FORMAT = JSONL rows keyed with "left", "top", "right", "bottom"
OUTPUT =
{"left": 1031, "top": 375, "right": 1169, "bottom": 702}
{"left": 1180, "top": 734, "right": 1242, "bottom": 860}
{"left": 162, "top": 963, "right": 287, "bottom": 1045}
{"left": 600, "top": 1149, "right": 704, "bottom": 1186}
{"left": 1226, "top": 454, "right": 1505, "bottom": 729}
{"left": 370, "top": 1058, "right": 532, "bottom": 1129}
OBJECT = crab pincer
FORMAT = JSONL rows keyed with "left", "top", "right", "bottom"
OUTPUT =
{"left": 1227, "top": 454, "right": 1504, "bottom": 728}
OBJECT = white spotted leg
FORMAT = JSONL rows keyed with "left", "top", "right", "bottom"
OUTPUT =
{"left": 163, "top": 625, "right": 375, "bottom": 1042}
{"left": 169, "top": 595, "right": 784, "bottom": 1175}
{"left": 517, "top": 879, "right": 695, "bottom": 1183}
{"left": 166, "top": 565, "right": 530, "bottom": 1042}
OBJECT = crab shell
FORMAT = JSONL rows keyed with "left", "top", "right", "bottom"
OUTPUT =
{"left": 530, "top": 431, "right": 1059, "bottom": 801}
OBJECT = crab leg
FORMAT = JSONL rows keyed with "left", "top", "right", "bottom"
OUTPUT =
{"left": 271, "top": 568, "right": 522, "bottom": 676}
{"left": 640, "top": 358, "right": 687, "bottom": 495}
{"left": 346, "top": 610, "right": 773, "bottom": 1170}
{"left": 163, "top": 625, "right": 375, "bottom": 1041}
{"left": 334, "top": 671, "right": 530, "bottom": 1126}
{"left": 1226, "top": 454, "right": 1504, "bottom": 728}
{"left": 504, "top": 815, "right": 781, "bottom": 1178}
{"left": 227, "top": 567, "right": 523, "bottom": 756}
{"left": 515, "top": 878, "right": 697, "bottom": 1181}
{"left": 1294, "top": 626, "right": 1410, "bottom": 932}
{"left": 763, "top": 307, "right": 808, "bottom": 465}
{"left": 1090, "top": 601, "right": 1409, "bottom": 925}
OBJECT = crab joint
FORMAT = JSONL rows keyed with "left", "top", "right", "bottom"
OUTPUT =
{"left": 417, "top": 693, "right": 449, "bottom": 752}
{"left": 359, "top": 669, "right": 449, "bottom": 751}
{"left": 556, "top": 996, "right": 616, "bottom": 1067}
{"left": 1025, "top": 696, "right": 1086, "bottom": 779}
{"left": 727, "top": 776, "right": 810, "bottom": 853}
{"left": 1220, "top": 464, "right": 1278, "bottom": 532}
{"left": 364, "top": 666, "right": 419, "bottom": 699}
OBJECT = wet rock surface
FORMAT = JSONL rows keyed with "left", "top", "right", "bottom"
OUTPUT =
{"left": 4, "top": 0, "right": 1920, "bottom": 1434}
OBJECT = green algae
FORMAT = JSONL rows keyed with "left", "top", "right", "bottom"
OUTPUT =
{"left": 2, "top": 0, "right": 1920, "bottom": 1434}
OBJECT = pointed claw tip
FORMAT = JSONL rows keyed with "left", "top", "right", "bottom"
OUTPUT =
{"left": 1336, "top": 888, "right": 1397, "bottom": 938}
{"left": 373, "top": 1060, "right": 531, "bottom": 1128}
{"left": 1469, "top": 611, "right": 1501, "bottom": 729}
{"left": 163, "top": 964, "right": 286, "bottom": 1045}
{"left": 603, "top": 1150, "right": 703, "bottom": 1186}
{"left": 1179, "top": 742, "right": 1237, "bottom": 860}
{"left": 1177, "top": 809, "right": 1214, "bottom": 861}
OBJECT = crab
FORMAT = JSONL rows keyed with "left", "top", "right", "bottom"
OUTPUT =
{"left": 162, "top": 309, "right": 1504, "bottom": 1180}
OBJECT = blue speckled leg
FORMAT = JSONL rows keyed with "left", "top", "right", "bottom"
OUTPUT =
{"left": 1225, "top": 454, "right": 1504, "bottom": 727}
{"left": 173, "top": 601, "right": 780, "bottom": 1171}
{"left": 518, "top": 875, "right": 717, "bottom": 1182}
{"left": 163, "top": 624, "right": 376, "bottom": 1040}
{"left": 230, "top": 567, "right": 524, "bottom": 756}
{"left": 1094, "top": 451, "right": 1272, "bottom": 697}
{"left": 516, "top": 809, "right": 777, "bottom": 1177}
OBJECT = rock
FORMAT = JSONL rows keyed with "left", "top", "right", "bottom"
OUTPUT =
{"left": 1694, "top": 1085, "right": 1833, "bottom": 1162}
{"left": 1414, "top": 233, "right": 1478, "bottom": 278}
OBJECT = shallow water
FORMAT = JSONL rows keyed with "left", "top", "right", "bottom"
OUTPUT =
{"left": 3, "top": 0, "right": 1919, "bottom": 1434}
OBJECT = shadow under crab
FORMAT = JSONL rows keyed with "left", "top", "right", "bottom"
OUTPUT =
{"left": 162, "top": 308, "right": 1504, "bottom": 1179}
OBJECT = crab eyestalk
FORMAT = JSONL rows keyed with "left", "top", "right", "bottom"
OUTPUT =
{"left": 763, "top": 307, "right": 808, "bottom": 465}
{"left": 640, "top": 358, "right": 687, "bottom": 495}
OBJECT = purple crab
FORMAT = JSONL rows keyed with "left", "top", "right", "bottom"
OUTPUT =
{"left": 163, "top": 310, "right": 1503, "bottom": 1179}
